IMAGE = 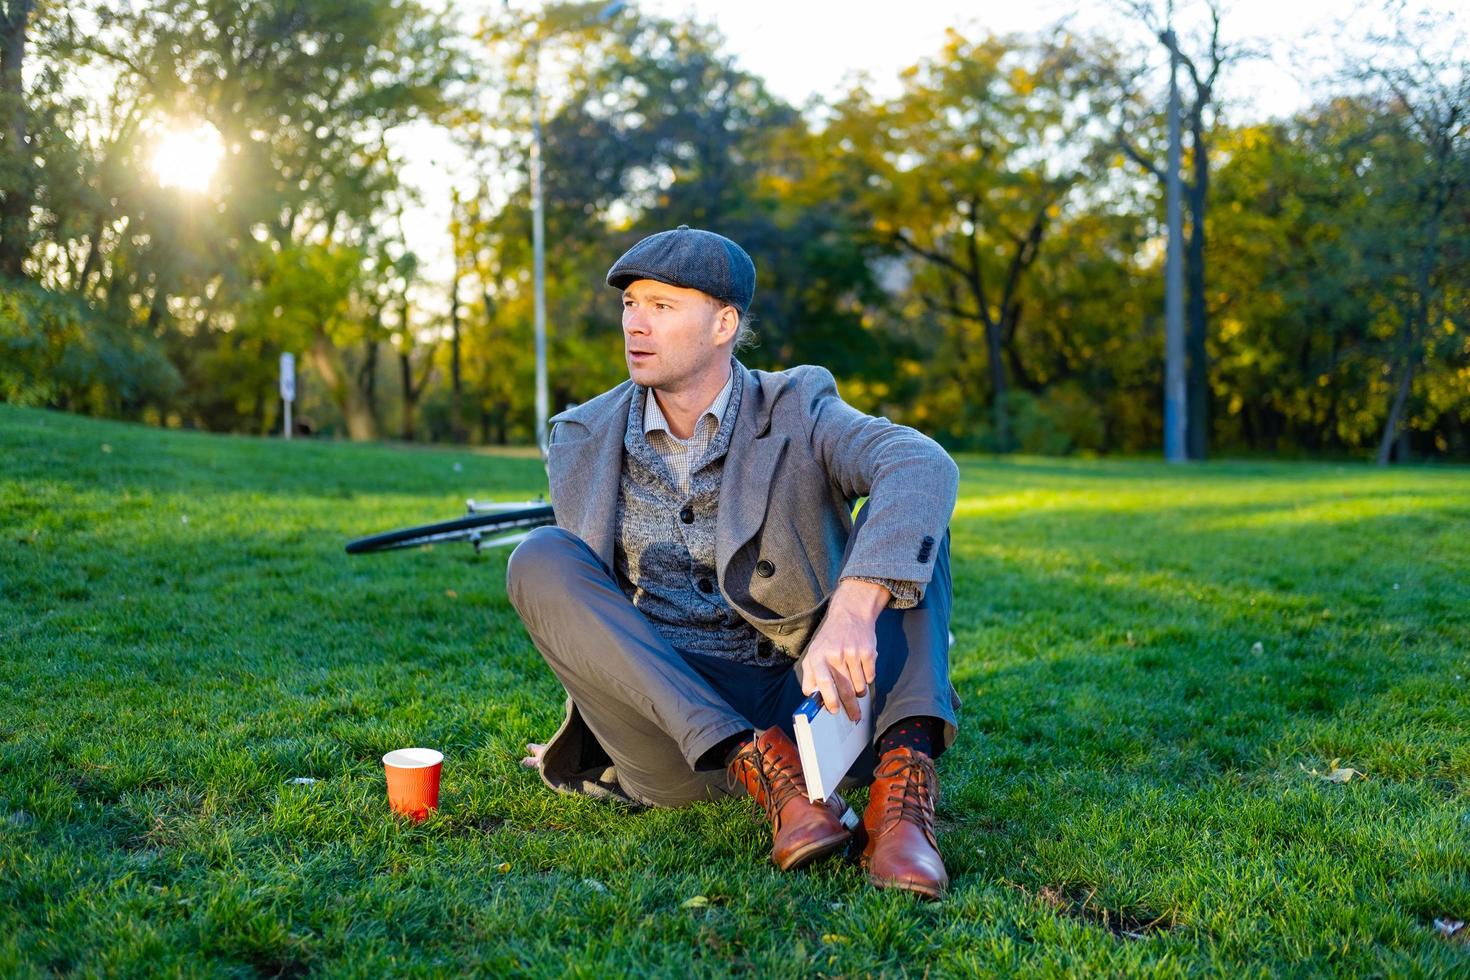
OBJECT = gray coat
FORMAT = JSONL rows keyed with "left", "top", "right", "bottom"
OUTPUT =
{"left": 547, "top": 361, "right": 959, "bottom": 655}
{"left": 535, "top": 361, "right": 960, "bottom": 799}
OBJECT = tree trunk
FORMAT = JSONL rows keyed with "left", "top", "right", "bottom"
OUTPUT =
{"left": 1184, "top": 123, "right": 1210, "bottom": 461}
{"left": 310, "top": 331, "right": 378, "bottom": 440}
{"left": 78, "top": 214, "right": 104, "bottom": 295}
{"left": 359, "top": 335, "right": 380, "bottom": 432}
{"left": 449, "top": 269, "right": 465, "bottom": 443}
{"left": 985, "top": 317, "right": 1008, "bottom": 453}
{"left": 0, "top": 0, "right": 34, "bottom": 279}
{"left": 1376, "top": 191, "right": 1445, "bottom": 465}
{"left": 398, "top": 349, "right": 419, "bottom": 442}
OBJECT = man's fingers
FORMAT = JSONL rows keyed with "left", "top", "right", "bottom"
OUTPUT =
{"left": 832, "top": 670, "right": 861, "bottom": 722}
{"left": 815, "top": 668, "right": 840, "bottom": 715}
{"left": 842, "top": 647, "right": 869, "bottom": 695}
{"left": 520, "top": 742, "right": 547, "bottom": 769}
{"left": 862, "top": 650, "right": 877, "bottom": 687}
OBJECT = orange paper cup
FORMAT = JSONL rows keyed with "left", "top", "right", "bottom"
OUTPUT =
{"left": 383, "top": 748, "right": 443, "bottom": 821}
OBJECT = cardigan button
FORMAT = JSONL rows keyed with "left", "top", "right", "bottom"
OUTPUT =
{"left": 697, "top": 577, "right": 714, "bottom": 594}
{"left": 755, "top": 559, "right": 775, "bottom": 578}
{"left": 679, "top": 506, "right": 694, "bottom": 524}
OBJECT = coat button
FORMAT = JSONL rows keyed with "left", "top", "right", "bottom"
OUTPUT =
{"left": 755, "top": 559, "right": 775, "bottom": 578}
{"left": 698, "top": 577, "right": 714, "bottom": 594}
{"left": 756, "top": 638, "right": 773, "bottom": 658}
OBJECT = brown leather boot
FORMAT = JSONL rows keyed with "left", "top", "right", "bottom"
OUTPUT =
{"left": 861, "top": 746, "right": 948, "bottom": 899}
{"left": 728, "top": 728, "right": 851, "bottom": 871}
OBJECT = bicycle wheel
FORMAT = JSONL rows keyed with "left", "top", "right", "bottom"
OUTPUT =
{"left": 345, "top": 504, "right": 555, "bottom": 554}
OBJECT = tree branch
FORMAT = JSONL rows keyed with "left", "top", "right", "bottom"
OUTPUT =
{"left": 1117, "top": 130, "right": 1164, "bottom": 183}
{"left": 892, "top": 229, "right": 970, "bottom": 280}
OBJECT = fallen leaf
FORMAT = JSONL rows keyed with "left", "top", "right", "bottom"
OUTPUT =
{"left": 1302, "top": 758, "right": 1367, "bottom": 783}
{"left": 494, "top": 862, "right": 511, "bottom": 873}
{"left": 286, "top": 777, "right": 318, "bottom": 786}
{"left": 1433, "top": 918, "right": 1465, "bottom": 939}
{"left": 581, "top": 878, "right": 607, "bottom": 894}
{"left": 1125, "top": 630, "right": 1135, "bottom": 646}
{"left": 180, "top": 514, "right": 189, "bottom": 525}
{"left": 445, "top": 589, "right": 458, "bottom": 599}
{"left": 821, "top": 934, "right": 851, "bottom": 945}
{"left": 1250, "top": 641, "right": 1264, "bottom": 655}
{"left": 100, "top": 443, "right": 112, "bottom": 454}
{"left": 682, "top": 895, "right": 710, "bottom": 909}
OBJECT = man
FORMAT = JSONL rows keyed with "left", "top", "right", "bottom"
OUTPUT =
{"left": 506, "top": 225, "right": 960, "bottom": 899}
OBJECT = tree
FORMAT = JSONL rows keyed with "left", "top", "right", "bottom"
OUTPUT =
{"left": 58, "top": 0, "right": 459, "bottom": 435}
{"left": 0, "top": 0, "right": 35, "bottom": 278}
{"left": 827, "top": 31, "right": 1105, "bottom": 450}
{"left": 1351, "top": 7, "right": 1469, "bottom": 464}
{"left": 1106, "top": 0, "right": 1241, "bottom": 460}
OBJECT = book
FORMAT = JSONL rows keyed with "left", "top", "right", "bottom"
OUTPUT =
{"left": 792, "top": 688, "right": 874, "bottom": 804}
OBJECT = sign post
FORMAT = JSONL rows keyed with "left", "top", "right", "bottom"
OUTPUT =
{"left": 279, "top": 352, "right": 296, "bottom": 440}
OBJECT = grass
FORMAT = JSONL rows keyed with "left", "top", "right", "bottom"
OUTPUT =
{"left": 1, "top": 401, "right": 1467, "bottom": 977}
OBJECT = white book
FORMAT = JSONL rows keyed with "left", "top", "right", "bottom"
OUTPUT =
{"left": 792, "top": 688, "right": 874, "bottom": 804}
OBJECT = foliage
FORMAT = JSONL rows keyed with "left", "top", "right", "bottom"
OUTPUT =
{"left": 0, "top": 278, "right": 179, "bottom": 413}
{"left": 0, "top": 0, "right": 1467, "bottom": 458}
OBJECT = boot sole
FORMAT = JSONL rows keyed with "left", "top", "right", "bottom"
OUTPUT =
{"left": 865, "top": 871, "right": 946, "bottom": 901}
{"left": 776, "top": 830, "right": 851, "bottom": 871}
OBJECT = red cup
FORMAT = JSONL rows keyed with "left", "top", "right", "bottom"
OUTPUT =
{"left": 382, "top": 748, "right": 443, "bottom": 821}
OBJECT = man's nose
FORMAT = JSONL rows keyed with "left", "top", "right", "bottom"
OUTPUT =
{"left": 623, "top": 309, "right": 648, "bottom": 334}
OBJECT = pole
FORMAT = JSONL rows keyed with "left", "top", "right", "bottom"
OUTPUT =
{"left": 1163, "top": 27, "right": 1187, "bottom": 464}
{"left": 524, "top": 1, "right": 625, "bottom": 460}
{"left": 530, "top": 61, "right": 549, "bottom": 459}
{"left": 279, "top": 351, "right": 296, "bottom": 441}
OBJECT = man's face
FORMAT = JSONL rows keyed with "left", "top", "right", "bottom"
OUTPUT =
{"left": 621, "top": 279, "right": 736, "bottom": 392}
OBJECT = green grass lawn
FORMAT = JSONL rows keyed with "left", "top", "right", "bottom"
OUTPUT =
{"left": 2, "top": 402, "right": 1467, "bottom": 977}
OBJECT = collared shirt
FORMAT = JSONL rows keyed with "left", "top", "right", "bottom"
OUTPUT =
{"left": 642, "top": 370, "right": 735, "bottom": 495}
{"left": 639, "top": 367, "right": 919, "bottom": 611}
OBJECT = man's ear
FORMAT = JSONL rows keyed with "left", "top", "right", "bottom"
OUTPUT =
{"left": 713, "top": 304, "right": 740, "bottom": 345}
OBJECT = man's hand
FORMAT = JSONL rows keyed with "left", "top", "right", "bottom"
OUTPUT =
{"left": 800, "top": 578, "right": 890, "bottom": 721}
{"left": 521, "top": 742, "right": 546, "bottom": 769}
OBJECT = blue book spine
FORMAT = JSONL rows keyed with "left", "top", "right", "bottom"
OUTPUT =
{"left": 795, "top": 693, "right": 822, "bottom": 721}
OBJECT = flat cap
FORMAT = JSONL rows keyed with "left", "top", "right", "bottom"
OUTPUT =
{"left": 606, "top": 225, "right": 756, "bottom": 313}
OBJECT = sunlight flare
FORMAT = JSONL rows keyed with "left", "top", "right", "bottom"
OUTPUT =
{"left": 151, "top": 121, "right": 224, "bottom": 192}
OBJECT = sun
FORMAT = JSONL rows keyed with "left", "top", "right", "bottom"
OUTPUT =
{"left": 151, "top": 121, "right": 225, "bottom": 193}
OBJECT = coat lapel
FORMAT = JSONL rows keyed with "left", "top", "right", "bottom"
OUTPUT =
{"left": 547, "top": 384, "right": 631, "bottom": 570}
{"left": 716, "top": 365, "right": 786, "bottom": 571}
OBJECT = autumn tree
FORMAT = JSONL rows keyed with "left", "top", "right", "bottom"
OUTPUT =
{"left": 825, "top": 31, "right": 1107, "bottom": 450}
{"left": 1351, "top": 7, "right": 1469, "bottom": 463}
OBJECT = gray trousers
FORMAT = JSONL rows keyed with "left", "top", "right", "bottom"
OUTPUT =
{"left": 506, "top": 525, "right": 957, "bottom": 808}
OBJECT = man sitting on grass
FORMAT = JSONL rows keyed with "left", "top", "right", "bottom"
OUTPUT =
{"left": 507, "top": 225, "right": 960, "bottom": 899}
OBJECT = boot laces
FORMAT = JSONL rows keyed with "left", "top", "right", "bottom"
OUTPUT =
{"left": 742, "top": 742, "right": 804, "bottom": 828}
{"left": 877, "top": 752, "right": 938, "bottom": 847}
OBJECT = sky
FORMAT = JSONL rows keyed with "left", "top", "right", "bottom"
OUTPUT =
{"left": 392, "top": 0, "right": 1457, "bottom": 308}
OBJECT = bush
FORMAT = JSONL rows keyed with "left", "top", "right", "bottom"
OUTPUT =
{"left": 1007, "top": 383, "right": 1108, "bottom": 455}
{"left": 0, "top": 280, "right": 180, "bottom": 416}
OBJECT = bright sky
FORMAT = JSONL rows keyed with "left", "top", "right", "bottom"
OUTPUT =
{"left": 394, "top": 0, "right": 1458, "bottom": 310}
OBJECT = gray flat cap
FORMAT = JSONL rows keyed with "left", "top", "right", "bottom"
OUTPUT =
{"left": 606, "top": 225, "right": 756, "bottom": 313}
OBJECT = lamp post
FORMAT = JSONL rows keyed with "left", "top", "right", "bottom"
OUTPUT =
{"left": 1162, "top": 24, "right": 1187, "bottom": 464}
{"left": 527, "top": 0, "right": 627, "bottom": 458}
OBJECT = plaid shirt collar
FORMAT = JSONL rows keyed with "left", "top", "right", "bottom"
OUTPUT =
{"left": 643, "top": 368, "right": 736, "bottom": 444}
